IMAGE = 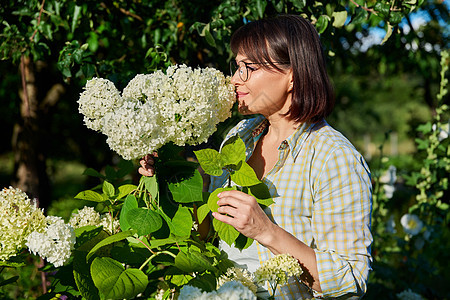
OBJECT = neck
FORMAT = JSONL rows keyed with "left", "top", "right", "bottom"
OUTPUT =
{"left": 263, "top": 114, "right": 299, "bottom": 143}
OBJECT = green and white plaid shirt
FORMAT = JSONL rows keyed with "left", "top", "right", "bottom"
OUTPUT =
{"left": 210, "top": 115, "right": 373, "bottom": 299}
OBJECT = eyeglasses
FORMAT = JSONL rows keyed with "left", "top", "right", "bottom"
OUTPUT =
{"left": 230, "top": 60, "right": 290, "bottom": 82}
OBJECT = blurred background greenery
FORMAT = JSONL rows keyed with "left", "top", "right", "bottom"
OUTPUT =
{"left": 0, "top": 0, "right": 448, "bottom": 299}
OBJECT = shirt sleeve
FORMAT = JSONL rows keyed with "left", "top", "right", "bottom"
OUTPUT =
{"left": 312, "top": 146, "right": 373, "bottom": 298}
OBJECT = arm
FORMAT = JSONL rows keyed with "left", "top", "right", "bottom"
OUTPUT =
{"left": 213, "top": 191, "right": 323, "bottom": 292}
{"left": 310, "top": 148, "right": 373, "bottom": 297}
{"left": 213, "top": 147, "right": 372, "bottom": 297}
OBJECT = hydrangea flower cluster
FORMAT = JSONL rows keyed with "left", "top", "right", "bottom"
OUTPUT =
{"left": 396, "top": 289, "right": 425, "bottom": 300}
{"left": 400, "top": 213, "right": 424, "bottom": 236}
{"left": 0, "top": 187, "right": 46, "bottom": 261}
{"left": 217, "top": 267, "right": 257, "bottom": 295}
{"left": 69, "top": 206, "right": 119, "bottom": 234}
{"left": 26, "top": 216, "right": 76, "bottom": 267}
{"left": 254, "top": 253, "right": 303, "bottom": 287}
{"left": 78, "top": 65, "right": 236, "bottom": 160}
{"left": 178, "top": 281, "right": 256, "bottom": 300}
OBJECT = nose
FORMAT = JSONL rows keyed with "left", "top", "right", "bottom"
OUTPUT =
{"left": 230, "top": 69, "right": 242, "bottom": 86}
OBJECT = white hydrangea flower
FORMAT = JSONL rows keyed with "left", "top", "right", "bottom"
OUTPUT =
{"left": 178, "top": 285, "right": 218, "bottom": 300}
{"left": 69, "top": 206, "right": 100, "bottom": 228}
{"left": 99, "top": 213, "right": 120, "bottom": 234}
{"left": 78, "top": 78, "right": 123, "bottom": 131}
{"left": 69, "top": 206, "right": 119, "bottom": 234}
{"left": 216, "top": 281, "right": 257, "bottom": 300}
{"left": 397, "top": 288, "right": 425, "bottom": 300}
{"left": 78, "top": 65, "right": 235, "bottom": 160}
{"left": 0, "top": 187, "right": 46, "bottom": 261}
{"left": 400, "top": 214, "right": 423, "bottom": 236}
{"left": 218, "top": 267, "right": 257, "bottom": 295}
{"left": 26, "top": 216, "right": 76, "bottom": 267}
{"left": 254, "top": 253, "right": 303, "bottom": 287}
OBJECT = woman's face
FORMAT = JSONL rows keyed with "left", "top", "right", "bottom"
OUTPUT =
{"left": 231, "top": 53, "right": 293, "bottom": 118}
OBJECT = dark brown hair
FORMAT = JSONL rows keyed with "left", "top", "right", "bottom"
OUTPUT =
{"left": 230, "top": 14, "right": 335, "bottom": 123}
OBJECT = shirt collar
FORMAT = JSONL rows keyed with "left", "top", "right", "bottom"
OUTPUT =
{"left": 250, "top": 117, "right": 319, "bottom": 161}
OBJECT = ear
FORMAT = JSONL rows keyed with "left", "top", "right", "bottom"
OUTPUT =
{"left": 287, "top": 71, "right": 294, "bottom": 93}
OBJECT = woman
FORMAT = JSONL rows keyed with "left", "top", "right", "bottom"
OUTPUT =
{"left": 140, "top": 15, "right": 372, "bottom": 299}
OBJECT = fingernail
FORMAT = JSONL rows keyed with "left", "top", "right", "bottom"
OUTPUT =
{"left": 217, "top": 193, "right": 221, "bottom": 197}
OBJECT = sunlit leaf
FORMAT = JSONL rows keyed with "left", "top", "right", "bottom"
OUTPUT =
{"left": 213, "top": 218, "right": 240, "bottom": 246}
{"left": 194, "top": 149, "right": 223, "bottom": 176}
{"left": 91, "top": 257, "right": 148, "bottom": 299}
{"left": 126, "top": 208, "right": 162, "bottom": 236}
{"left": 168, "top": 169, "right": 203, "bottom": 203}
{"left": 119, "top": 194, "right": 138, "bottom": 231}
{"left": 75, "top": 190, "right": 105, "bottom": 202}
{"left": 230, "top": 161, "right": 261, "bottom": 187}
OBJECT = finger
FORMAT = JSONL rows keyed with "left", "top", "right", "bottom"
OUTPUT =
{"left": 138, "top": 166, "right": 154, "bottom": 177}
{"left": 217, "top": 204, "right": 239, "bottom": 217}
{"left": 216, "top": 196, "right": 245, "bottom": 209}
{"left": 218, "top": 190, "right": 253, "bottom": 202}
{"left": 212, "top": 211, "right": 235, "bottom": 226}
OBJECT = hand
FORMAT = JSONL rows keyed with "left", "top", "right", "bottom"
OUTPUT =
{"left": 212, "top": 190, "right": 275, "bottom": 245}
{"left": 138, "top": 152, "right": 158, "bottom": 177}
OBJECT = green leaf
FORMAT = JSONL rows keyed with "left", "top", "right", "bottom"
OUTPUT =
{"left": 194, "top": 149, "right": 223, "bottom": 176}
{"left": 351, "top": 9, "right": 369, "bottom": 25}
{"left": 230, "top": 161, "right": 261, "bottom": 187}
{"left": 248, "top": 182, "right": 274, "bottom": 207}
{"left": 82, "top": 168, "right": 105, "bottom": 179}
{"left": 174, "top": 251, "right": 216, "bottom": 273}
{"left": 417, "top": 122, "right": 432, "bottom": 134}
{"left": 102, "top": 180, "right": 115, "bottom": 198}
{"left": 74, "top": 226, "right": 103, "bottom": 249}
{"left": 91, "top": 257, "right": 148, "bottom": 300}
{"left": 187, "top": 272, "right": 217, "bottom": 292}
{"left": 332, "top": 11, "right": 347, "bottom": 28}
{"left": 119, "top": 194, "right": 138, "bottom": 231}
{"left": 86, "top": 231, "right": 135, "bottom": 261}
{"left": 126, "top": 208, "right": 163, "bottom": 236}
{"left": 381, "top": 23, "right": 393, "bottom": 45}
{"left": 170, "top": 206, "right": 193, "bottom": 237}
{"left": 220, "top": 135, "right": 246, "bottom": 166}
{"left": 105, "top": 165, "right": 117, "bottom": 180}
{"left": 234, "top": 233, "right": 254, "bottom": 250}
{"left": 75, "top": 190, "right": 105, "bottom": 202}
{"left": 0, "top": 276, "right": 19, "bottom": 288}
{"left": 196, "top": 204, "right": 210, "bottom": 224}
{"left": 213, "top": 218, "right": 240, "bottom": 247}
{"left": 207, "top": 187, "right": 236, "bottom": 213}
{"left": 73, "top": 251, "right": 100, "bottom": 300}
{"left": 117, "top": 184, "right": 137, "bottom": 200}
{"left": 316, "top": 15, "right": 329, "bottom": 34}
{"left": 141, "top": 175, "right": 158, "bottom": 200}
{"left": 71, "top": 5, "right": 82, "bottom": 33}
{"left": 255, "top": 0, "right": 267, "bottom": 18}
{"left": 168, "top": 169, "right": 203, "bottom": 203}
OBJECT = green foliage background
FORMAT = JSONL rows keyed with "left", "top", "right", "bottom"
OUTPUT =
{"left": 0, "top": 0, "right": 449, "bottom": 299}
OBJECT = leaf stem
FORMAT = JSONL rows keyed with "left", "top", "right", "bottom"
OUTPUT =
{"left": 139, "top": 250, "right": 177, "bottom": 270}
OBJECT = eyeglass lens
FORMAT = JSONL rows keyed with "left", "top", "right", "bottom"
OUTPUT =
{"left": 230, "top": 61, "right": 248, "bottom": 82}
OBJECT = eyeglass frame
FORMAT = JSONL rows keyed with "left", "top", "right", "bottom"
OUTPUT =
{"left": 230, "top": 60, "right": 290, "bottom": 82}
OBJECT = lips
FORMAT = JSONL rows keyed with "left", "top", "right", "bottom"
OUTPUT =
{"left": 236, "top": 91, "right": 248, "bottom": 99}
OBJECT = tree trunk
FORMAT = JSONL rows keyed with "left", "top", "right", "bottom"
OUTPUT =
{"left": 12, "top": 55, "right": 50, "bottom": 209}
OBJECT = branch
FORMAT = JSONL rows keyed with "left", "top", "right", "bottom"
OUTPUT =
{"left": 29, "top": 0, "right": 46, "bottom": 42}
{"left": 119, "top": 7, "right": 143, "bottom": 22}
{"left": 100, "top": 2, "right": 143, "bottom": 22}
{"left": 349, "top": 0, "right": 376, "bottom": 14}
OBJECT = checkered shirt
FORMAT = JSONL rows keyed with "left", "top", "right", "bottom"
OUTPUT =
{"left": 210, "top": 115, "right": 373, "bottom": 299}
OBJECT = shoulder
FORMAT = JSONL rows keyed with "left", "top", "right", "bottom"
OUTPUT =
{"left": 308, "top": 121, "right": 370, "bottom": 172}
{"left": 224, "top": 115, "right": 266, "bottom": 142}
